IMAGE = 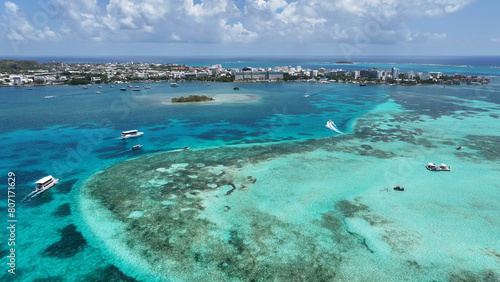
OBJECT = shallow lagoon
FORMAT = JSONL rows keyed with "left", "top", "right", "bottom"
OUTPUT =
{"left": 1, "top": 79, "right": 500, "bottom": 281}
{"left": 81, "top": 85, "right": 500, "bottom": 281}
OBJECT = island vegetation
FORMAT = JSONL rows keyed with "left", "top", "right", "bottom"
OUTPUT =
{"left": 171, "top": 95, "right": 214, "bottom": 103}
{"left": 334, "top": 61, "right": 354, "bottom": 64}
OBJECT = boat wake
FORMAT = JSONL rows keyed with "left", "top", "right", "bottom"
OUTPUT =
{"left": 325, "top": 119, "right": 343, "bottom": 134}
{"left": 165, "top": 147, "right": 190, "bottom": 153}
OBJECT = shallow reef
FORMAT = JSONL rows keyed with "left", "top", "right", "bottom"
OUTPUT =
{"left": 43, "top": 224, "right": 87, "bottom": 258}
{"left": 80, "top": 91, "right": 500, "bottom": 281}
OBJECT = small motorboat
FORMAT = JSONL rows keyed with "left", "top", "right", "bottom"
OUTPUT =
{"left": 183, "top": 147, "right": 190, "bottom": 150}
{"left": 456, "top": 146, "right": 462, "bottom": 150}
{"left": 96, "top": 91, "right": 101, "bottom": 94}
{"left": 233, "top": 87, "right": 239, "bottom": 90}
{"left": 132, "top": 145, "right": 143, "bottom": 150}
{"left": 393, "top": 185, "right": 404, "bottom": 191}
{"left": 120, "top": 88, "right": 126, "bottom": 91}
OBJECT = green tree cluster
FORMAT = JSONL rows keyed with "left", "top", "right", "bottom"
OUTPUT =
{"left": 171, "top": 95, "right": 214, "bottom": 103}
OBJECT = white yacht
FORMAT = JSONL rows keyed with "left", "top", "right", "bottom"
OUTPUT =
{"left": 35, "top": 175, "right": 59, "bottom": 192}
{"left": 425, "top": 163, "right": 451, "bottom": 171}
{"left": 121, "top": 130, "right": 144, "bottom": 139}
{"left": 170, "top": 82, "right": 179, "bottom": 87}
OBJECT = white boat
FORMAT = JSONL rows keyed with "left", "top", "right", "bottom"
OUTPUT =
{"left": 23, "top": 175, "right": 59, "bottom": 201}
{"left": 121, "top": 130, "right": 144, "bottom": 139}
{"left": 171, "top": 83, "right": 179, "bottom": 87}
{"left": 35, "top": 175, "right": 58, "bottom": 191}
{"left": 325, "top": 119, "right": 343, "bottom": 134}
{"left": 96, "top": 91, "right": 101, "bottom": 94}
{"left": 35, "top": 175, "right": 59, "bottom": 192}
{"left": 425, "top": 163, "right": 451, "bottom": 171}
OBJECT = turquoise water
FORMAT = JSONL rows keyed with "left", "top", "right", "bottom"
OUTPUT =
{"left": 1, "top": 62, "right": 500, "bottom": 281}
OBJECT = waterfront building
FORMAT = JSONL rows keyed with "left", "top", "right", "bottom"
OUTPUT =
{"left": 429, "top": 72, "right": 442, "bottom": 79}
{"left": 417, "top": 72, "right": 431, "bottom": 80}
{"left": 233, "top": 70, "right": 283, "bottom": 81}
{"left": 13, "top": 76, "right": 22, "bottom": 85}
{"left": 392, "top": 67, "right": 399, "bottom": 79}
{"left": 360, "top": 69, "right": 381, "bottom": 79}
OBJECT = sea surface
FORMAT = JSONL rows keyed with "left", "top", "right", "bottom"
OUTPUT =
{"left": 1, "top": 57, "right": 499, "bottom": 281}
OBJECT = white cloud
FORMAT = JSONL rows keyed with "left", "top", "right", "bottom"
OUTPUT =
{"left": 2, "top": 1, "right": 60, "bottom": 41}
{"left": 0, "top": 0, "right": 477, "bottom": 48}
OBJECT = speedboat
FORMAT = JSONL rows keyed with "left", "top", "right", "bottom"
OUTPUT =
{"left": 120, "top": 88, "right": 126, "bottom": 91}
{"left": 171, "top": 83, "right": 179, "bottom": 87}
{"left": 121, "top": 130, "right": 144, "bottom": 139}
{"left": 183, "top": 147, "right": 191, "bottom": 150}
{"left": 96, "top": 91, "right": 101, "bottom": 94}
{"left": 35, "top": 175, "right": 59, "bottom": 192}
{"left": 132, "top": 144, "right": 143, "bottom": 150}
{"left": 425, "top": 163, "right": 451, "bottom": 171}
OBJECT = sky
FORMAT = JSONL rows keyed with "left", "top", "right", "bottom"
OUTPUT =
{"left": 0, "top": 0, "right": 499, "bottom": 58}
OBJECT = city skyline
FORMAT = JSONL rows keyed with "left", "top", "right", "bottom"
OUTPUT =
{"left": 1, "top": 0, "right": 499, "bottom": 58}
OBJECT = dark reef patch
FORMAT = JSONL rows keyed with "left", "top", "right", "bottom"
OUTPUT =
{"left": 335, "top": 200, "right": 369, "bottom": 218}
{"left": 149, "top": 126, "right": 168, "bottom": 132}
{"left": 52, "top": 203, "right": 71, "bottom": 217}
{"left": 463, "top": 135, "right": 500, "bottom": 161}
{"left": 361, "top": 144, "right": 373, "bottom": 150}
{"left": 56, "top": 178, "right": 78, "bottom": 194}
{"left": 449, "top": 269, "right": 499, "bottom": 282}
{"left": 82, "top": 265, "right": 138, "bottom": 282}
{"left": 43, "top": 224, "right": 87, "bottom": 258}
{"left": 33, "top": 276, "right": 64, "bottom": 282}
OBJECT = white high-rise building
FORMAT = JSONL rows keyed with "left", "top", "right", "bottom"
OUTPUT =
{"left": 392, "top": 67, "right": 399, "bottom": 79}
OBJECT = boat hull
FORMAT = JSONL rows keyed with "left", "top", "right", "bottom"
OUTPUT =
{"left": 121, "top": 132, "right": 144, "bottom": 139}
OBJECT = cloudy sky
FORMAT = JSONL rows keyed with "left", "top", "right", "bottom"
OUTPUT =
{"left": 1, "top": 0, "right": 498, "bottom": 57}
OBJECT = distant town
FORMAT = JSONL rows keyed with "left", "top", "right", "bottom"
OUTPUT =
{"left": 0, "top": 59, "right": 491, "bottom": 87}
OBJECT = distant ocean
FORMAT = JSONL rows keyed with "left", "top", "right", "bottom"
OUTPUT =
{"left": 1, "top": 57, "right": 499, "bottom": 281}
{"left": 3, "top": 55, "right": 500, "bottom": 76}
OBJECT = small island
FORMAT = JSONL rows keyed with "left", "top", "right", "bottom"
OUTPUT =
{"left": 335, "top": 61, "right": 354, "bottom": 64}
{"left": 171, "top": 95, "right": 214, "bottom": 103}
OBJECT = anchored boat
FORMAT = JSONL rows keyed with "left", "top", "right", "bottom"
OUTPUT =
{"left": 425, "top": 163, "right": 451, "bottom": 171}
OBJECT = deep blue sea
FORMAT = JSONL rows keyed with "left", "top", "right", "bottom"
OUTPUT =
{"left": 1, "top": 57, "right": 499, "bottom": 281}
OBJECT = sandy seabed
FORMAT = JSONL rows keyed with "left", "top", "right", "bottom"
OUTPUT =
{"left": 79, "top": 94, "right": 500, "bottom": 281}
